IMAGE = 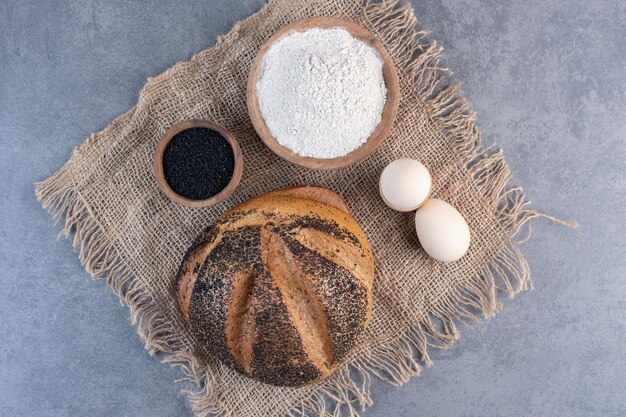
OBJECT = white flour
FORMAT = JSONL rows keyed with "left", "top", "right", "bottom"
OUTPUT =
{"left": 256, "top": 28, "right": 387, "bottom": 159}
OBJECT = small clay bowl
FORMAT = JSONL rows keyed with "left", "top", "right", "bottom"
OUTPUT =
{"left": 153, "top": 119, "right": 243, "bottom": 208}
{"left": 247, "top": 16, "right": 400, "bottom": 170}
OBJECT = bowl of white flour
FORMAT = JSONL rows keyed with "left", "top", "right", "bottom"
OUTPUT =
{"left": 247, "top": 17, "right": 399, "bottom": 170}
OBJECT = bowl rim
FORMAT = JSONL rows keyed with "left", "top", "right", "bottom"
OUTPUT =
{"left": 152, "top": 119, "right": 243, "bottom": 208}
{"left": 247, "top": 16, "right": 400, "bottom": 170}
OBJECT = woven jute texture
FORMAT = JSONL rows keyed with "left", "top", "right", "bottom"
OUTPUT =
{"left": 36, "top": 0, "right": 545, "bottom": 416}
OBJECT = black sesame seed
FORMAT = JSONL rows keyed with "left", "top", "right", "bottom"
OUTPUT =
{"left": 163, "top": 127, "right": 235, "bottom": 200}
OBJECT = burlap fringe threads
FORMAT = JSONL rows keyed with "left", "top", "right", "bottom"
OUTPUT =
{"left": 35, "top": 1, "right": 576, "bottom": 416}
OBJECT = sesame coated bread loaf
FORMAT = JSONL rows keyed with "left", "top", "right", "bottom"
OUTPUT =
{"left": 175, "top": 186, "right": 375, "bottom": 386}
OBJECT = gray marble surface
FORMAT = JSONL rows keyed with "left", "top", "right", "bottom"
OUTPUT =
{"left": 1, "top": 1, "right": 624, "bottom": 416}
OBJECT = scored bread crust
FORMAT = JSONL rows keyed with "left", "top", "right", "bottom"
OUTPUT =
{"left": 264, "top": 185, "right": 350, "bottom": 212}
{"left": 175, "top": 186, "right": 374, "bottom": 386}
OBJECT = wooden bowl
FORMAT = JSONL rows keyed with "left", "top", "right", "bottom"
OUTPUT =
{"left": 153, "top": 119, "right": 243, "bottom": 208}
{"left": 247, "top": 17, "right": 400, "bottom": 170}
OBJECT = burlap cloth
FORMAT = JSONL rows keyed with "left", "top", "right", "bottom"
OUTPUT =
{"left": 35, "top": 0, "right": 548, "bottom": 416}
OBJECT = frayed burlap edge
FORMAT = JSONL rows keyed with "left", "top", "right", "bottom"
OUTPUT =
{"left": 35, "top": 1, "right": 577, "bottom": 416}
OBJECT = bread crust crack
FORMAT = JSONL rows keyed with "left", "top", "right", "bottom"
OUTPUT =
{"left": 261, "top": 226, "right": 333, "bottom": 372}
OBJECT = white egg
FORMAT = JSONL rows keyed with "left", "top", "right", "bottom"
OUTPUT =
{"left": 379, "top": 158, "right": 432, "bottom": 211}
{"left": 414, "top": 198, "right": 470, "bottom": 262}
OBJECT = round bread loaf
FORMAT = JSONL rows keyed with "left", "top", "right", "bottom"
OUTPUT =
{"left": 175, "top": 186, "right": 374, "bottom": 386}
